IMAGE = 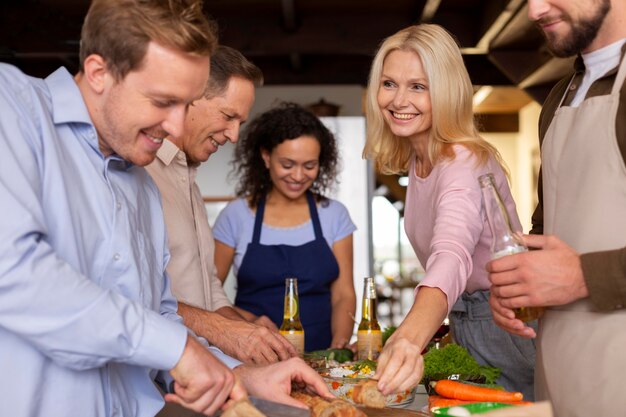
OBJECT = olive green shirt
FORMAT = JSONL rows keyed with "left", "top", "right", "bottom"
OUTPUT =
{"left": 531, "top": 44, "right": 626, "bottom": 311}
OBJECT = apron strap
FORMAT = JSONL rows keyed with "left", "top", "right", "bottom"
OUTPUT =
{"left": 611, "top": 51, "right": 626, "bottom": 95}
{"left": 306, "top": 191, "right": 324, "bottom": 240}
{"left": 557, "top": 74, "right": 577, "bottom": 108}
{"left": 251, "top": 194, "right": 266, "bottom": 244}
{"left": 253, "top": 192, "right": 324, "bottom": 243}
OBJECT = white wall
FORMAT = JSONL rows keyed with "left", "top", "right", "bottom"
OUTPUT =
{"left": 482, "top": 102, "right": 541, "bottom": 233}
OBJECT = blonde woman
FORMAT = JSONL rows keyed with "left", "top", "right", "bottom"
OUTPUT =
{"left": 364, "top": 24, "right": 536, "bottom": 400}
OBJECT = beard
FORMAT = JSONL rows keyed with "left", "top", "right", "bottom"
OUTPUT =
{"left": 538, "top": 0, "right": 611, "bottom": 57}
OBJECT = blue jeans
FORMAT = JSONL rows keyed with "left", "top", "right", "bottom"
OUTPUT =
{"left": 449, "top": 290, "right": 537, "bottom": 401}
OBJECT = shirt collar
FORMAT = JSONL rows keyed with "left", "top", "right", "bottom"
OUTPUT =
{"left": 573, "top": 39, "right": 626, "bottom": 75}
{"left": 45, "top": 67, "right": 93, "bottom": 126}
{"left": 156, "top": 138, "right": 187, "bottom": 167}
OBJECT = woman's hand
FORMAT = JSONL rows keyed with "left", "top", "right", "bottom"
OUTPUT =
{"left": 375, "top": 332, "right": 423, "bottom": 395}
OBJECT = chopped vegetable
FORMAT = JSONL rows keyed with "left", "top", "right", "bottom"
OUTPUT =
{"left": 382, "top": 326, "right": 397, "bottom": 345}
{"left": 431, "top": 380, "right": 523, "bottom": 402}
{"left": 422, "top": 344, "right": 501, "bottom": 384}
{"left": 351, "top": 359, "right": 377, "bottom": 373}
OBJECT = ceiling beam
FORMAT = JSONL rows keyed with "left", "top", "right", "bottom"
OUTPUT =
{"left": 420, "top": 0, "right": 442, "bottom": 22}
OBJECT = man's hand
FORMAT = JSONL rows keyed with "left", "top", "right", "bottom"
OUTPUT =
{"left": 165, "top": 335, "right": 247, "bottom": 416}
{"left": 254, "top": 314, "right": 279, "bottom": 331}
{"left": 180, "top": 304, "right": 296, "bottom": 364}
{"left": 218, "top": 317, "right": 297, "bottom": 364}
{"left": 489, "top": 292, "right": 536, "bottom": 338}
{"left": 234, "top": 357, "right": 333, "bottom": 409}
{"left": 487, "top": 234, "right": 588, "bottom": 308}
{"left": 375, "top": 332, "right": 423, "bottom": 396}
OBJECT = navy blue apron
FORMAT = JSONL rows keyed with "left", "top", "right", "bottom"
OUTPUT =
{"left": 235, "top": 191, "right": 339, "bottom": 351}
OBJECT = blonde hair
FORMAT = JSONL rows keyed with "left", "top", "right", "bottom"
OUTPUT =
{"left": 363, "top": 24, "right": 507, "bottom": 176}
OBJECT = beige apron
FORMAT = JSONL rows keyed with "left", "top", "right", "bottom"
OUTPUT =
{"left": 536, "top": 53, "right": 626, "bottom": 417}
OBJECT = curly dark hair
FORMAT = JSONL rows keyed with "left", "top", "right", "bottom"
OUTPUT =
{"left": 231, "top": 102, "right": 339, "bottom": 207}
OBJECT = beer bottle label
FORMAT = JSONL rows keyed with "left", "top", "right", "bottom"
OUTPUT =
{"left": 357, "top": 329, "right": 382, "bottom": 360}
{"left": 280, "top": 329, "right": 305, "bottom": 355}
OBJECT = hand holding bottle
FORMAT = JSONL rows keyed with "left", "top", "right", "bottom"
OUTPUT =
{"left": 479, "top": 173, "right": 543, "bottom": 322}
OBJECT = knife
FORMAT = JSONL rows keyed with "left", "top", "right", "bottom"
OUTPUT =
{"left": 208, "top": 396, "right": 311, "bottom": 417}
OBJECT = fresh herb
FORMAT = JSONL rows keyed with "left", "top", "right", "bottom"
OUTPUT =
{"left": 351, "top": 359, "right": 377, "bottom": 372}
{"left": 422, "top": 344, "right": 501, "bottom": 384}
{"left": 382, "top": 326, "right": 397, "bottom": 345}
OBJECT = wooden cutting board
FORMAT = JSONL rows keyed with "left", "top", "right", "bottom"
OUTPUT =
{"left": 358, "top": 406, "right": 430, "bottom": 417}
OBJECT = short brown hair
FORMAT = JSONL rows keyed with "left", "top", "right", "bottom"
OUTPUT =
{"left": 204, "top": 45, "right": 264, "bottom": 99}
{"left": 79, "top": 0, "right": 218, "bottom": 81}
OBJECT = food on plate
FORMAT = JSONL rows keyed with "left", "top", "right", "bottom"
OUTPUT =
{"left": 431, "top": 380, "right": 523, "bottom": 402}
{"left": 422, "top": 344, "right": 500, "bottom": 384}
{"left": 351, "top": 380, "right": 385, "bottom": 408}
{"left": 317, "top": 360, "right": 415, "bottom": 406}
{"left": 291, "top": 391, "right": 366, "bottom": 417}
{"left": 221, "top": 398, "right": 267, "bottom": 417}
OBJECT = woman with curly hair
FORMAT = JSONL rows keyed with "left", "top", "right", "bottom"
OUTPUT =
{"left": 363, "top": 24, "right": 536, "bottom": 400}
{"left": 213, "top": 102, "right": 356, "bottom": 352}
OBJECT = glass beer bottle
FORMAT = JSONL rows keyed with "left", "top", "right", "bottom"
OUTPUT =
{"left": 279, "top": 277, "right": 305, "bottom": 355}
{"left": 478, "top": 173, "right": 543, "bottom": 322}
{"left": 357, "top": 277, "right": 382, "bottom": 360}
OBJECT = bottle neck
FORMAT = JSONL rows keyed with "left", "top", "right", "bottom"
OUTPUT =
{"left": 360, "top": 278, "right": 380, "bottom": 330}
{"left": 480, "top": 178, "right": 525, "bottom": 254}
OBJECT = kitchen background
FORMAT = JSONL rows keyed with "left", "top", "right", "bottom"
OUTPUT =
{"left": 2, "top": 0, "right": 561, "bottom": 329}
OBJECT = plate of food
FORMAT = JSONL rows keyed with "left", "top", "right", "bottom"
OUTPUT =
{"left": 316, "top": 360, "right": 415, "bottom": 407}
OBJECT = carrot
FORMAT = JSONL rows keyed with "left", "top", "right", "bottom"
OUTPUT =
{"left": 431, "top": 380, "right": 524, "bottom": 402}
{"left": 429, "top": 395, "right": 474, "bottom": 409}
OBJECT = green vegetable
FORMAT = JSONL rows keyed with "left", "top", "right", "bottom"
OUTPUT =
{"left": 422, "top": 344, "right": 501, "bottom": 384}
{"left": 308, "top": 348, "right": 354, "bottom": 363}
{"left": 382, "top": 326, "right": 397, "bottom": 345}
{"left": 351, "top": 359, "right": 377, "bottom": 372}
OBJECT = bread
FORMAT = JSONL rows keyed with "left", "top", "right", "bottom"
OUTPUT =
{"left": 291, "top": 391, "right": 366, "bottom": 417}
{"left": 352, "top": 380, "right": 385, "bottom": 409}
{"left": 221, "top": 398, "right": 267, "bottom": 417}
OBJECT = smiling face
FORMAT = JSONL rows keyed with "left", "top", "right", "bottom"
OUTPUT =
{"left": 377, "top": 49, "right": 432, "bottom": 143}
{"left": 176, "top": 75, "right": 255, "bottom": 165}
{"left": 261, "top": 135, "right": 321, "bottom": 202}
{"left": 93, "top": 42, "right": 209, "bottom": 166}
{"left": 528, "top": 0, "right": 610, "bottom": 57}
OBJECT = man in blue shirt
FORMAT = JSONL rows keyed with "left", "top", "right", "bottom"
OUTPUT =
{"left": 0, "top": 1, "right": 329, "bottom": 416}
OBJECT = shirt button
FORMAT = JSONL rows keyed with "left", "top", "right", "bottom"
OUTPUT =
{"left": 569, "top": 84, "right": 577, "bottom": 90}
{"left": 113, "top": 253, "right": 121, "bottom": 261}
{"left": 116, "top": 202, "right": 122, "bottom": 210}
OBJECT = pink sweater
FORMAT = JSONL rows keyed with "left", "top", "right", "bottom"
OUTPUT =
{"left": 404, "top": 145, "right": 522, "bottom": 313}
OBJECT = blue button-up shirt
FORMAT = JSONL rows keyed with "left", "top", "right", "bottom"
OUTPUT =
{"left": 0, "top": 65, "right": 194, "bottom": 417}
